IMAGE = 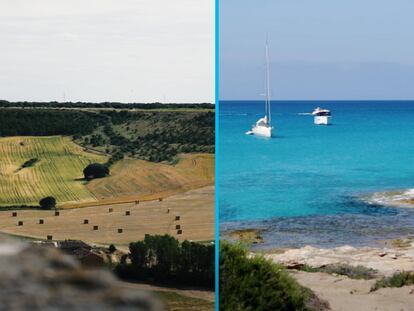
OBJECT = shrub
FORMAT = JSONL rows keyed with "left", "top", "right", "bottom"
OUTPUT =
{"left": 83, "top": 163, "right": 109, "bottom": 180}
{"left": 299, "top": 264, "right": 377, "bottom": 280}
{"left": 373, "top": 271, "right": 414, "bottom": 290}
{"left": 220, "top": 241, "right": 309, "bottom": 311}
{"left": 39, "top": 196, "right": 56, "bottom": 210}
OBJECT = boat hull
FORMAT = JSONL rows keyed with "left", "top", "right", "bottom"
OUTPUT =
{"left": 314, "top": 116, "right": 331, "bottom": 125}
{"left": 251, "top": 125, "right": 273, "bottom": 137}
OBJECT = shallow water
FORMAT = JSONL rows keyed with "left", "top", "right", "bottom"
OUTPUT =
{"left": 219, "top": 101, "right": 414, "bottom": 248}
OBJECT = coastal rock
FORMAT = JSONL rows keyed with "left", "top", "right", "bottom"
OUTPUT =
{"left": 266, "top": 243, "right": 414, "bottom": 277}
{"left": 0, "top": 237, "right": 162, "bottom": 311}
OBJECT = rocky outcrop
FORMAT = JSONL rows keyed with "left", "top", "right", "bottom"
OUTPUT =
{"left": 0, "top": 238, "right": 163, "bottom": 311}
{"left": 265, "top": 241, "right": 414, "bottom": 277}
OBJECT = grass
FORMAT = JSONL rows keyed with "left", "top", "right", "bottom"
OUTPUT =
{"left": 0, "top": 136, "right": 107, "bottom": 206}
{"left": 372, "top": 271, "right": 414, "bottom": 291}
{"left": 297, "top": 264, "right": 378, "bottom": 280}
{"left": 156, "top": 291, "right": 214, "bottom": 311}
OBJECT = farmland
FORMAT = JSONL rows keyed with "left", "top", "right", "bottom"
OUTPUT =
{"left": 87, "top": 154, "right": 214, "bottom": 203}
{"left": 0, "top": 136, "right": 107, "bottom": 206}
{"left": 0, "top": 136, "right": 214, "bottom": 208}
{"left": 0, "top": 135, "right": 214, "bottom": 243}
{"left": 0, "top": 105, "right": 215, "bottom": 244}
{"left": 0, "top": 186, "right": 214, "bottom": 244}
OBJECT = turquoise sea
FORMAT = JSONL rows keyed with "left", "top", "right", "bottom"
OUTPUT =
{"left": 219, "top": 101, "right": 414, "bottom": 248}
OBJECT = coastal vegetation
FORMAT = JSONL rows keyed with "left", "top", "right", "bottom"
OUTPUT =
{"left": 116, "top": 234, "right": 215, "bottom": 288}
{"left": 372, "top": 271, "right": 414, "bottom": 290}
{"left": 297, "top": 264, "right": 377, "bottom": 280}
{"left": 220, "top": 241, "right": 327, "bottom": 311}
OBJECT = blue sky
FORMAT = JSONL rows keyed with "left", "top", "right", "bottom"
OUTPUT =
{"left": 220, "top": 0, "right": 414, "bottom": 100}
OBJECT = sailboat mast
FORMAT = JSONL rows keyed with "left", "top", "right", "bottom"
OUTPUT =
{"left": 265, "top": 41, "right": 271, "bottom": 124}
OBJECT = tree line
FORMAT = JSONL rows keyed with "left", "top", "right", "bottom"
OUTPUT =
{"left": 0, "top": 100, "right": 214, "bottom": 110}
{"left": 0, "top": 108, "right": 214, "bottom": 164}
{"left": 115, "top": 234, "right": 215, "bottom": 288}
{"left": 0, "top": 109, "right": 107, "bottom": 137}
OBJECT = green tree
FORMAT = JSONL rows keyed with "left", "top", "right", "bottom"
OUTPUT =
{"left": 83, "top": 163, "right": 109, "bottom": 180}
{"left": 39, "top": 196, "right": 56, "bottom": 210}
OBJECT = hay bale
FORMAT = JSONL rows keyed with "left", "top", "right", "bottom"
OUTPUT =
{"left": 93, "top": 225, "right": 98, "bottom": 230}
{"left": 83, "top": 219, "right": 89, "bottom": 224}
{"left": 118, "top": 229, "right": 123, "bottom": 233}
{"left": 39, "top": 219, "right": 44, "bottom": 224}
{"left": 18, "top": 221, "right": 23, "bottom": 226}
{"left": 12, "top": 212, "right": 17, "bottom": 217}
{"left": 125, "top": 211, "right": 130, "bottom": 216}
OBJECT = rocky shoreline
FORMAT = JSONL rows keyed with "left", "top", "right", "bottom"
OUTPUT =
{"left": 264, "top": 237, "right": 414, "bottom": 277}
{"left": 262, "top": 237, "right": 414, "bottom": 310}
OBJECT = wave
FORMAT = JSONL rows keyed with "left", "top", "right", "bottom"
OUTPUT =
{"left": 361, "top": 188, "right": 414, "bottom": 207}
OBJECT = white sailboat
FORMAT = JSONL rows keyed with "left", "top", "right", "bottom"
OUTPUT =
{"left": 246, "top": 41, "right": 274, "bottom": 138}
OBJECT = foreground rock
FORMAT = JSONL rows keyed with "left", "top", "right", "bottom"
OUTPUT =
{"left": 265, "top": 240, "right": 414, "bottom": 277}
{"left": 0, "top": 238, "right": 162, "bottom": 311}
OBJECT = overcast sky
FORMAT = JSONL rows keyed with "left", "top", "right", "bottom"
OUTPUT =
{"left": 220, "top": 0, "right": 414, "bottom": 100}
{"left": 0, "top": 0, "right": 214, "bottom": 103}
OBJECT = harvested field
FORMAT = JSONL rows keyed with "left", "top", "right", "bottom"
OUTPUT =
{"left": 86, "top": 154, "right": 214, "bottom": 202}
{"left": 0, "top": 187, "right": 214, "bottom": 244}
{"left": 0, "top": 136, "right": 107, "bottom": 206}
{"left": 0, "top": 136, "right": 214, "bottom": 208}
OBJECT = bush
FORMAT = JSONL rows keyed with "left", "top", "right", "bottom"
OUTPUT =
{"left": 220, "top": 241, "right": 310, "bottom": 311}
{"left": 299, "top": 264, "right": 377, "bottom": 280}
{"left": 83, "top": 163, "right": 109, "bottom": 180}
{"left": 39, "top": 196, "right": 56, "bottom": 210}
{"left": 109, "top": 244, "right": 117, "bottom": 253}
{"left": 373, "top": 271, "right": 414, "bottom": 290}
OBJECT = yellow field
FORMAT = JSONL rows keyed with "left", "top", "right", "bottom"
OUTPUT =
{"left": 0, "top": 136, "right": 214, "bottom": 208}
{"left": 87, "top": 154, "right": 214, "bottom": 202}
{"left": 0, "top": 186, "right": 214, "bottom": 244}
{"left": 0, "top": 136, "right": 107, "bottom": 206}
